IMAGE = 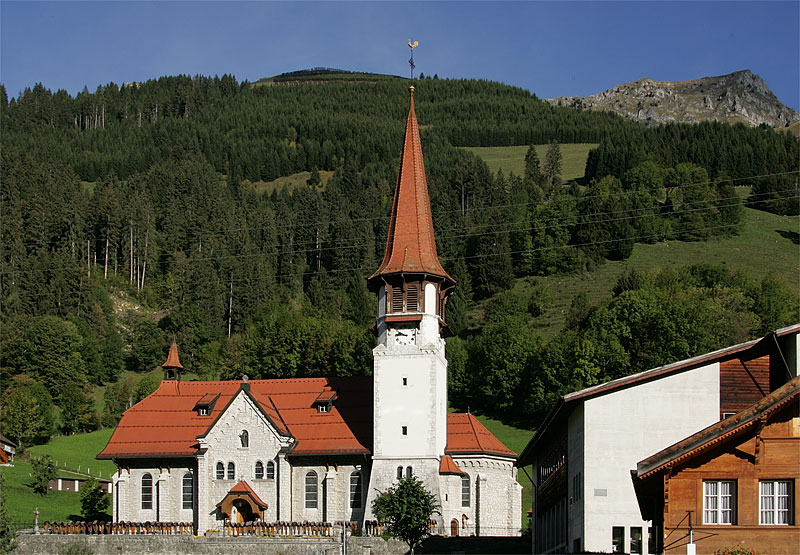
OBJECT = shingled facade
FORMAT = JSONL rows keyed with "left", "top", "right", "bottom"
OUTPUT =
{"left": 98, "top": 87, "right": 522, "bottom": 537}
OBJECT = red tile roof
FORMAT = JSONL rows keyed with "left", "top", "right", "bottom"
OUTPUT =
{"left": 227, "top": 480, "right": 268, "bottom": 509}
{"left": 368, "top": 86, "right": 454, "bottom": 289}
{"left": 98, "top": 377, "right": 373, "bottom": 459}
{"left": 446, "top": 413, "right": 517, "bottom": 457}
{"left": 439, "top": 455, "right": 465, "bottom": 475}
{"left": 98, "top": 377, "right": 515, "bottom": 461}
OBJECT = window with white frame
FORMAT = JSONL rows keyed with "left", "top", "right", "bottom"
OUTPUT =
{"left": 461, "top": 474, "right": 470, "bottom": 507}
{"left": 703, "top": 480, "right": 736, "bottom": 524}
{"left": 266, "top": 460, "right": 275, "bottom": 479}
{"left": 305, "top": 471, "right": 318, "bottom": 508}
{"left": 255, "top": 461, "right": 264, "bottom": 480}
{"left": 215, "top": 462, "right": 224, "bottom": 480}
{"left": 227, "top": 462, "right": 235, "bottom": 480}
{"left": 760, "top": 480, "right": 793, "bottom": 525}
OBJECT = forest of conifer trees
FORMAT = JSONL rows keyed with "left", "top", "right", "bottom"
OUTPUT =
{"left": 1, "top": 73, "right": 797, "bottom": 443}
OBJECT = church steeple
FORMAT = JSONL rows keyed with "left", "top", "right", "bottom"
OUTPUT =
{"left": 368, "top": 86, "right": 454, "bottom": 325}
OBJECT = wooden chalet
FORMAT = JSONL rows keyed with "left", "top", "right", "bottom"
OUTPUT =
{"left": 634, "top": 376, "right": 800, "bottom": 554}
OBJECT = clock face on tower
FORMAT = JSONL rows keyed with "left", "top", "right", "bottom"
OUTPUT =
{"left": 392, "top": 327, "right": 416, "bottom": 346}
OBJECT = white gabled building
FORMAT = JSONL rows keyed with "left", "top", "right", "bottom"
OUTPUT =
{"left": 516, "top": 324, "right": 800, "bottom": 554}
{"left": 98, "top": 86, "right": 522, "bottom": 537}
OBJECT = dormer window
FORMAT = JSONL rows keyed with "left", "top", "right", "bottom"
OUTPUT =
{"left": 313, "top": 387, "right": 337, "bottom": 414}
{"left": 194, "top": 393, "right": 219, "bottom": 417}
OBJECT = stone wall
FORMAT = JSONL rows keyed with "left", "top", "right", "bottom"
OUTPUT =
{"left": 14, "top": 534, "right": 407, "bottom": 555}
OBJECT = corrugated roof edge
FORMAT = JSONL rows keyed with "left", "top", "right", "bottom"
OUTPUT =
{"left": 516, "top": 323, "right": 800, "bottom": 468}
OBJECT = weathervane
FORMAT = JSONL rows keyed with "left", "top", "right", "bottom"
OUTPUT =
{"left": 408, "top": 39, "right": 419, "bottom": 79}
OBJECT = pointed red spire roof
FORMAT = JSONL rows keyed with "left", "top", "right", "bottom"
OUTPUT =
{"left": 368, "top": 85, "right": 454, "bottom": 289}
{"left": 162, "top": 341, "right": 183, "bottom": 369}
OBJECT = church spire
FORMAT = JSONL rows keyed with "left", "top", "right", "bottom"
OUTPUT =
{"left": 368, "top": 86, "right": 455, "bottom": 291}
{"left": 162, "top": 340, "right": 183, "bottom": 381}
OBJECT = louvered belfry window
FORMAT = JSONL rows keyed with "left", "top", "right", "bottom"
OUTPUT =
{"left": 406, "top": 284, "right": 419, "bottom": 312}
{"left": 391, "top": 285, "right": 404, "bottom": 313}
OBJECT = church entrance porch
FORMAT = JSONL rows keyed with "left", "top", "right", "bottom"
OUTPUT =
{"left": 216, "top": 481, "right": 268, "bottom": 523}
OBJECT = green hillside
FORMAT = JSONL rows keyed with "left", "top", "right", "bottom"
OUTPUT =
{"left": 526, "top": 202, "right": 799, "bottom": 340}
{"left": 465, "top": 143, "right": 598, "bottom": 182}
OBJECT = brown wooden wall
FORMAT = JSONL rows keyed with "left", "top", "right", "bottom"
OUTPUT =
{"left": 720, "top": 355, "right": 770, "bottom": 418}
{"left": 661, "top": 405, "right": 800, "bottom": 554}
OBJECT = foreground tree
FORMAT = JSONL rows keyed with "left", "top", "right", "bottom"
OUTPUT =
{"left": 0, "top": 473, "right": 15, "bottom": 553}
{"left": 372, "top": 476, "right": 439, "bottom": 554}
{"left": 80, "top": 476, "right": 110, "bottom": 521}
{"left": 31, "top": 455, "right": 57, "bottom": 495}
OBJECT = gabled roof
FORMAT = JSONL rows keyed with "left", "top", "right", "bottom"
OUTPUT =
{"left": 217, "top": 480, "right": 268, "bottom": 512}
{"left": 446, "top": 413, "right": 517, "bottom": 458}
{"left": 98, "top": 377, "right": 373, "bottom": 459}
{"left": 636, "top": 375, "right": 800, "bottom": 479}
{"left": 368, "top": 86, "right": 454, "bottom": 289}
{"left": 516, "top": 324, "right": 800, "bottom": 467}
{"left": 0, "top": 434, "right": 17, "bottom": 449}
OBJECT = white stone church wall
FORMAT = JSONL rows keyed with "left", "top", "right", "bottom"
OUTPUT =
{"left": 454, "top": 456, "right": 522, "bottom": 537}
{"left": 200, "top": 389, "right": 291, "bottom": 528}
{"left": 112, "top": 460, "right": 194, "bottom": 524}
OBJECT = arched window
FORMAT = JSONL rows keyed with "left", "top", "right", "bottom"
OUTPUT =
{"left": 396, "top": 466, "right": 403, "bottom": 480}
{"left": 266, "top": 461, "right": 275, "bottom": 480}
{"left": 216, "top": 462, "right": 224, "bottom": 480}
{"left": 182, "top": 473, "right": 193, "bottom": 510}
{"left": 240, "top": 430, "right": 249, "bottom": 448}
{"left": 461, "top": 474, "right": 470, "bottom": 507}
{"left": 350, "top": 471, "right": 362, "bottom": 509}
{"left": 406, "top": 466, "right": 412, "bottom": 478}
{"left": 255, "top": 461, "right": 264, "bottom": 480}
{"left": 141, "top": 473, "right": 153, "bottom": 510}
{"left": 305, "top": 471, "right": 318, "bottom": 508}
{"left": 227, "top": 462, "right": 235, "bottom": 480}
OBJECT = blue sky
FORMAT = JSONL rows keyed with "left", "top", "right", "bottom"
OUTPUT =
{"left": 1, "top": 1, "right": 798, "bottom": 110}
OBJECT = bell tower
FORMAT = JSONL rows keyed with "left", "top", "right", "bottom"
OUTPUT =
{"left": 365, "top": 85, "right": 455, "bottom": 511}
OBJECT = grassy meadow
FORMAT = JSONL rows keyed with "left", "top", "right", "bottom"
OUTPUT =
{"left": 251, "top": 169, "right": 335, "bottom": 195}
{"left": 1, "top": 430, "right": 115, "bottom": 528}
{"left": 465, "top": 143, "right": 598, "bottom": 182}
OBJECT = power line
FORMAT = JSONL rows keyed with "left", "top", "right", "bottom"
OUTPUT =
{"left": 2, "top": 187, "right": 796, "bottom": 278}
{"left": 4, "top": 169, "right": 798, "bottom": 251}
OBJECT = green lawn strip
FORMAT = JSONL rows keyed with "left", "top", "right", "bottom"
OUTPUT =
{"left": 474, "top": 414, "right": 535, "bottom": 528}
{"left": 26, "top": 429, "right": 116, "bottom": 479}
{"left": 250, "top": 169, "right": 334, "bottom": 195}
{"left": 464, "top": 144, "right": 597, "bottom": 182}
{"left": 0, "top": 461, "right": 84, "bottom": 528}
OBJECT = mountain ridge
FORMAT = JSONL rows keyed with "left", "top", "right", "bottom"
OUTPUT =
{"left": 545, "top": 70, "right": 798, "bottom": 128}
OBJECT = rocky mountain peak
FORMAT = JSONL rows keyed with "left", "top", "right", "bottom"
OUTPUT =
{"left": 546, "top": 70, "right": 798, "bottom": 128}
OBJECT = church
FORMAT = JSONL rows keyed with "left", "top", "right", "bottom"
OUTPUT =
{"left": 98, "top": 86, "right": 523, "bottom": 537}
